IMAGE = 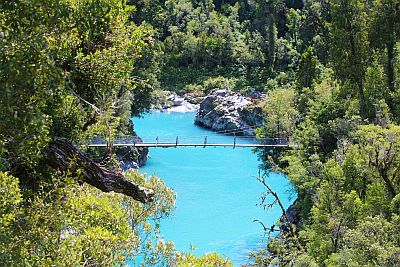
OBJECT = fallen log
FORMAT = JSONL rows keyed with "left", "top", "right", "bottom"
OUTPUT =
{"left": 45, "top": 138, "right": 154, "bottom": 203}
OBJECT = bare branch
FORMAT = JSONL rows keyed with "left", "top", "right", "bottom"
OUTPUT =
{"left": 71, "top": 89, "right": 100, "bottom": 114}
{"left": 257, "top": 171, "right": 304, "bottom": 251}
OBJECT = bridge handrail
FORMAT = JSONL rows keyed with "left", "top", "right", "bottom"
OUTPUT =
{"left": 86, "top": 135, "right": 295, "bottom": 148}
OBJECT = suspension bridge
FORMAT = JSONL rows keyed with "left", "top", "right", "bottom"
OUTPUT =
{"left": 86, "top": 134, "right": 295, "bottom": 149}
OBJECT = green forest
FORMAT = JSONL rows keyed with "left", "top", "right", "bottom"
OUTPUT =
{"left": 1, "top": 0, "right": 400, "bottom": 266}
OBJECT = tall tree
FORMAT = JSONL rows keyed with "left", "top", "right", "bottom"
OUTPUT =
{"left": 258, "top": 87, "right": 299, "bottom": 138}
{"left": 0, "top": 0, "right": 154, "bottom": 196}
{"left": 356, "top": 124, "right": 400, "bottom": 200}
{"left": 369, "top": 0, "right": 400, "bottom": 110}
{"left": 296, "top": 46, "right": 318, "bottom": 114}
{"left": 266, "top": 0, "right": 278, "bottom": 69}
{"left": 329, "top": 0, "right": 369, "bottom": 120}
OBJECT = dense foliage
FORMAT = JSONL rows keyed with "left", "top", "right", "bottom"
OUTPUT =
{"left": 3, "top": 0, "right": 400, "bottom": 266}
{"left": 130, "top": 0, "right": 400, "bottom": 265}
{"left": 0, "top": 0, "right": 178, "bottom": 266}
{"left": 252, "top": 1, "right": 400, "bottom": 266}
{"left": 130, "top": 0, "right": 310, "bottom": 93}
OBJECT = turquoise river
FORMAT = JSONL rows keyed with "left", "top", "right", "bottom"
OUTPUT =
{"left": 132, "top": 111, "right": 293, "bottom": 266}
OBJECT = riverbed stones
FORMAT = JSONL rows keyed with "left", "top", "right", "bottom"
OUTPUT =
{"left": 195, "top": 88, "right": 264, "bottom": 136}
{"left": 156, "top": 91, "right": 200, "bottom": 112}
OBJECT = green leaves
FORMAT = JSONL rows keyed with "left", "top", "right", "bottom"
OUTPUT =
{"left": 177, "top": 252, "right": 233, "bottom": 267}
{"left": 356, "top": 124, "right": 400, "bottom": 199}
{"left": 0, "top": 172, "right": 21, "bottom": 229}
{"left": 0, "top": 170, "right": 177, "bottom": 266}
{"left": 258, "top": 87, "right": 299, "bottom": 138}
{"left": 0, "top": 1, "right": 178, "bottom": 265}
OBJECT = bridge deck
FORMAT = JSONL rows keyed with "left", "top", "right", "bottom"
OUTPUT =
{"left": 86, "top": 143, "right": 291, "bottom": 148}
{"left": 85, "top": 136, "right": 295, "bottom": 148}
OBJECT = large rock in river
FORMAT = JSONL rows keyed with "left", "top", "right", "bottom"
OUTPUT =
{"left": 194, "top": 89, "right": 264, "bottom": 136}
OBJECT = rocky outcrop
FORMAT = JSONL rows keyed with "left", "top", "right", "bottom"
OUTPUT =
{"left": 278, "top": 199, "right": 301, "bottom": 238}
{"left": 110, "top": 121, "right": 149, "bottom": 170}
{"left": 183, "top": 92, "right": 205, "bottom": 105}
{"left": 115, "top": 141, "right": 148, "bottom": 171}
{"left": 283, "top": 200, "right": 301, "bottom": 228}
{"left": 194, "top": 89, "right": 264, "bottom": 136}
{"left": 239, "top": 106, "right": 264, "bottom": 128}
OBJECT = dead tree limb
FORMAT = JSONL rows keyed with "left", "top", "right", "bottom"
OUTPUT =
{"left": 44, "top": 138, "right": 154, "bottom": 203}
{"left": 257, "top": 171, "right": 303, "bottom": 251}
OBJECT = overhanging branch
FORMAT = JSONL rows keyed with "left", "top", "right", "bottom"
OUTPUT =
{"left": 44, "top": 138, "right": 154, "bottom": 203}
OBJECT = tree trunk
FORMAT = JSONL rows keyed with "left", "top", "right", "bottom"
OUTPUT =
{"left": 347, "top": 12, "right": 367, "bottom": 120}
{"left": 380, "top": 169, "right": 397, "bottom": 199}
{"left": 358, "top": 78, "right": 367, "bottom": 120}
{"left": 348, "top": 32, "right": 367, "bottom": 119}
{"left": 44, "top": 138, "right": 154, "bottom": 203}
{"left": 387, "top": 37, "right": 395, "bottom": 113}
{"left": 267, "top": 13, "right": 276, "bottom": 70}
{"left": 387, "top": 40, "right": 395, "bottom": 93}
{"left": 257, "top": 174, "right": 304, "bottom": 252}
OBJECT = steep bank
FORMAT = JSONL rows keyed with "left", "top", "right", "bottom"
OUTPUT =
{"left": 116, "top": 144, "right": 148, "bottom": 170}
{"left": 116, "top": 122, "right": 149, "bottom": 170}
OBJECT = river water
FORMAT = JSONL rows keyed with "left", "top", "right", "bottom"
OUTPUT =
{"left": 133, "top": 111, "right": 293, "bottom": 266}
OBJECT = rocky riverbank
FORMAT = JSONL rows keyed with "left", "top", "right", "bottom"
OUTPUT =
{"left": 156, "top": 91, "right": 201, "bottom": 112}
{"left": 115, "top": 141, "right": 148, "bottom": 170}
{"left": 87, "top": 136, "right": 148, "bottom": 171}
{"left": 116, "top": 122, "right": 149, "bottom": 170}
{"left": 194, "top": 89, "right": 264, "bottom": 136}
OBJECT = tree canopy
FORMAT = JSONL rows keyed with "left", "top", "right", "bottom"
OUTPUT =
{"left": 2, "top": 0, "right": 400, "bottom": 266}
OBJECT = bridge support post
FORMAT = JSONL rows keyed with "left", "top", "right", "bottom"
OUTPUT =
{"left": 156, "top": 136, "right": 159, "bottom": 148}
{"left": 203, "top": 136, "right": 207, "bottom": 148}
{"left": 175, "top": 136, "right": 179, "bottom": 147}
{"left": 233, "top": 134, "right": 236, "bottom": 149}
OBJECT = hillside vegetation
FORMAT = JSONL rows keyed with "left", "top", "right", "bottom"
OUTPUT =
{"left": 134, "top": 0, "right": 400, "bottom": 266}
{"left": 2, "top": 0, "right": 400, "bottom": 266}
